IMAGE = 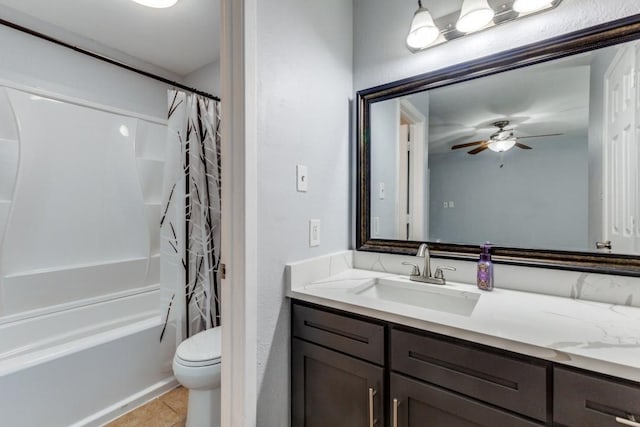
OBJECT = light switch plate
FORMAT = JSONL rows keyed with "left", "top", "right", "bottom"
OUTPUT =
{"left": 309, "top": 219, "right": 320, "bottom": 247}
{"left": 296, "top": 165, "right": 308, "bottom": 192}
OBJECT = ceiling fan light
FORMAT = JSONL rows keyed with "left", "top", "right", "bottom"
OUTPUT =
{"left": 488, "top": 139, "right": 516, "bottom": 152}
{"left": 513, "top": 0, "right": 554, "bottom": 13}
{"left": 406, "top": 7, "right": 440, "bottom": 50}
{"left": 456, "top": 0, "right": 495, "bottom": 33}
{"left": 130, "top": 0, "right": 179, "bottom": 9}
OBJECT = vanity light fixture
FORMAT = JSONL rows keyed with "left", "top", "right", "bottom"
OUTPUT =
{"left": 513, "top": 0, "right": 555, "bottom": 13}
{"left": 456, "top": 0, "right": 495, "bottom": 34}
{"left": 130, "top": 0, "right": 179, "bottom": 8}
{"left": 407, "top": 0, "right": 562, "bottom": 53}
{"left": 406, "top": 1, "right": 440, "bottom": 50}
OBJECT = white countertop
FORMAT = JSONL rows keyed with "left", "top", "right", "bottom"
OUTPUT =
{"left": 287, "top": 266, "right": 640, "bottom": 382}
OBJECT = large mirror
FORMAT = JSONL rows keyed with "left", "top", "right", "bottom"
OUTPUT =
{"left": 358, "top": 16, "right": 640, "bottom": 274}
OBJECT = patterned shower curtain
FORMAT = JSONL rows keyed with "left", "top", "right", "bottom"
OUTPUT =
{"left": 160, "top": 89, "right": 222, "bottom": 342}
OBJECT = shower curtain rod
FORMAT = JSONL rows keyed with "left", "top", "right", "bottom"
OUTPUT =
{"left": 0, "top": 17, "right": 221, "bottom": 102}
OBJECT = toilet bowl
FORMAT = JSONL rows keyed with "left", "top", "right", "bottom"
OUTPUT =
{"left": 173, "top": 327, "right": 221, "bottom": 427}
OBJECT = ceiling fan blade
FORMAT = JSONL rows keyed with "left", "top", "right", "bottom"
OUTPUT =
{"left": 468, "top": 144, "right": 489, "bottom": 155}
{"left": 517, "top": 133, "right": 563, "bottom": 139}
{"left": 515, "top": 142, "right": 532, "bottom": 150}
{"left": 451, "top": 140, "right": 485, "bottom": 150}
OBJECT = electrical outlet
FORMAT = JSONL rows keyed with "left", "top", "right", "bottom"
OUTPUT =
{"left": 449, "top": 201, "right": 454, "bottom": 208}
{"left": 309, "top": 219, "right": 321, "bottom": 247}
{"left": 443, "top": 201, "right": 449, "bottom": 208}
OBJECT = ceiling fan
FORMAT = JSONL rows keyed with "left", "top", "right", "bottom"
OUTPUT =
{"left": 451, "top": 120, "right": 563, "bottom": 154}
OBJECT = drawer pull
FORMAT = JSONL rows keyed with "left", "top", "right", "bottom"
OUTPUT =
{"left": 393, "top": 398, "right": 400, "bottom": 427}
{"left": 368, "top": 387, "right": 376, "bottom": 427}
{"left": 617, "top": 417, "right": 640, "bottom": 426}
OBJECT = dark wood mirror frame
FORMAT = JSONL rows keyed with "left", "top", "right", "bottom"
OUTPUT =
{"left": 357, "top": 14, "right": 640, "bottom": 276}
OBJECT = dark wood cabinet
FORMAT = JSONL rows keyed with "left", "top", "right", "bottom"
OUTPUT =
{"left": 390, "top": 373, "right": 542, "bottom": 427}
{"left": 291, "top": 300, "right": 640, "bottom": 427}
{"left": 291, "top": 338, "right": 384, "bottom": 427}
{"left": 554, "top": 367, "right": 640, "bottom": 427}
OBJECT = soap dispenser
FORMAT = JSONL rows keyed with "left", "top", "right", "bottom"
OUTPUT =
{"left": 477, "top": 242, "right": 494, "bottom": 291}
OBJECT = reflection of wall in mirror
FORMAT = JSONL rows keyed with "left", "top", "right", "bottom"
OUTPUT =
{"left": 428, "top": 136, "right": 589, "bottom": 250}
{"left": 370, "top": 93, "right": 430, "bottom": 240}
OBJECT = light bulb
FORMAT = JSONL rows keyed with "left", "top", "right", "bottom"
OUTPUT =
{"left": 488, "top": 139, "right": 516, "bottom": 152}
{"left": 406, "top": 7, "right": 440, "bottom": 50}
{"left": 513, "top": 0, "right": 554, "bottom": 13}
{"left": 130, "top": 0, "right": 179, "bottom": 9}
{"left": 456, "top": 0, "right": 495, "bottom": 33}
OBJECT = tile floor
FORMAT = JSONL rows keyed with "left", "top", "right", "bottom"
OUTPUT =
{"left": 106, "top": 386, "right": 188, "bottom": 427}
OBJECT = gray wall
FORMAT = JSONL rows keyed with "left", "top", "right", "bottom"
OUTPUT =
{"left": 429, "top": 138, "right": 589, "bottom": 250}
{"left": 0, "top": 16, "right": 170, "bottom": 118}
{"left": 183, "top": 59, "right": 221, "bottom": 98}
{"left": 255, "top": 0, "right": 353, "bottom": 425}
{"left": 370, "top": 99, "right": 398, "bottom": 238}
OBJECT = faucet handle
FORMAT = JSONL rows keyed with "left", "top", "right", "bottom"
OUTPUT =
{"left": 402, "top": 262, "right": 420, "bottom": 276}
{"left": 434, "top": 266, "right": 456, "bottom": 279}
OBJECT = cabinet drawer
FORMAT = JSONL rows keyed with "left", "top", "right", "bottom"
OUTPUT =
{"left": 554, "top": 367, "right": 640, "bottom": 427}
{"left": 390, "top": 373, "right": 543, "bottom": 427}
{"left": 292, "top": 303, "right": 385, "bottom": 365}
{"left": 391, "top": 328, "right": 548, "bottom": 421}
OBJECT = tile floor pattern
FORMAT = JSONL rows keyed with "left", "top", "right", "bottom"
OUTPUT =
{"left": 106, "top": 386, "right": 188, "bottom": 427}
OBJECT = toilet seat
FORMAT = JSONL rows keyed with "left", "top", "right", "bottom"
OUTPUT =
{"left": 175, "top": 327, "right": 222, "bottom": 367}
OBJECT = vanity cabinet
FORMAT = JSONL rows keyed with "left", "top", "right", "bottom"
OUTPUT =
{"left": 291, "top": 303, "right": 386, "bottom": 426}
{"left": 291, "top": 301, "right": 640, "bottom": 427}
{"left": 554, "top": 367, "right": 640, "bottom": 427}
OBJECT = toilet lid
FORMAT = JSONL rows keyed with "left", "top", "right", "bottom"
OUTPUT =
{"left": 175, "top": 327, "right": 221, "bottom": 365}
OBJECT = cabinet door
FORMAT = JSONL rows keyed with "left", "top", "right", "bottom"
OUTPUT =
{"left": 389, "top": 373, "right": 542, "bottom": 427}
{"left": 292, "top": 338, "right": 384, "bottom": 427}
{"left": 554, "top": 367, "right": 640, "bottom": 427}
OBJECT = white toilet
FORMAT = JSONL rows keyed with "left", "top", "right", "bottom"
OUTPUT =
{"left": 172, "top": 326, "right": 222, "bottom": 427}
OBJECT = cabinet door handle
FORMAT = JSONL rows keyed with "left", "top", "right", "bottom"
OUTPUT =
{"left": 393, "top": 398, "right": 400, "bottom": 427}
{"left": 617, "top": 417, "right": 640, "bottom": 426}
{"left": 368, "top": 387, "right": 376, "bottom": 427}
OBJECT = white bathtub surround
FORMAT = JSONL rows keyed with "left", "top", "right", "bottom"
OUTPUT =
{"left": 287, "top": 251, "right": 640, "bottom": 382}
{"left": 0, "top": 83, "right": 174, "bottom": 426}
{"left": 160, "top": 90, "right": 223, "bottom": 345}
{"left": 0, "top": 289, "right": 176, "bottom": 427}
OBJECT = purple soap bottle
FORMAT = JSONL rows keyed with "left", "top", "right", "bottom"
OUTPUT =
{"left": 477, "top": 242, "right": 494, "bottom": 291}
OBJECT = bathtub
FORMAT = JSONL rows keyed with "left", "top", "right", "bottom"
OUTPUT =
{"left": 0, "top": 285, "right": 177, "bottom": 427}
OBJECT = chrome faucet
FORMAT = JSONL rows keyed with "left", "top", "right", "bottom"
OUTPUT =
{"left": 402, "top": 243, "right": 456, "bottom": 285}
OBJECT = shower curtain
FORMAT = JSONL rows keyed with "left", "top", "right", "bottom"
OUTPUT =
{"left": 160, "top": 89, "right": 222, "bottom": 342}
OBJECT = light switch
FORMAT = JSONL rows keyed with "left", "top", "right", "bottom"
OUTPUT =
{"left": 379, "top": 182, "right": 385, "bottom": 200}
{"left": 297, "top": 165, "right": 308, "bottom": 192}
{"left": 309, "top": 219, "right": 320, "bottom": 247}
{"left": 443, "top": 201, "right": 449, "bottom": 208}
{"left": 449, "top": 201, "right": 454, "bottom": 208}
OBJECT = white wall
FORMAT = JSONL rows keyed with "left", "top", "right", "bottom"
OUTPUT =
{"left": 254, "top": 0, "right": 353, "bottom": 424}
{"left": 354, "top": 0, "right": 640, "bottom": 91}
{"left": 588, "top": 47, "right": 618, "bottom": 246}
{"left": 183, "top": 59, "right": 221, "bottom": 97}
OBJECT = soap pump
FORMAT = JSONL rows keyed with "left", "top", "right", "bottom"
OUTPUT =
{"left": 477, "top": 242, "right": 494, "bottom": 291}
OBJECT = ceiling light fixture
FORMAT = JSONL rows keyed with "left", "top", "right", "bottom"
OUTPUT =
{"left": 456, "top": 0, "right": 495, "bottom": 33}
{"left": 513, "top": 0, "right": 554, "bottom": 13}
{"left": 406, "top": 1, "right": 440, "bottom": 50}
{"left": 130, "top": 0, "right": 179, "bottom": 9}
{"left": 488, "top": 138, "right": 517, "bottom": 152}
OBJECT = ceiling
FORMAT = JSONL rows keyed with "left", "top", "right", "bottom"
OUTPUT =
{"left": 419, "top": 50, "right": 595, "bottom": 154}
{"left": 0, "top": 0, "right": 220, "bottom": 77}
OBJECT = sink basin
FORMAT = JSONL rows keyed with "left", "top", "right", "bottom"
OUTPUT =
{"left": 352, "top": 277, "right": 480, "bottom": 316}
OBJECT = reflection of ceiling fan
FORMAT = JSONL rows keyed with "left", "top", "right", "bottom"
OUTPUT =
{"left": 451, "top": 120, "right": 563, "bottom": 154}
